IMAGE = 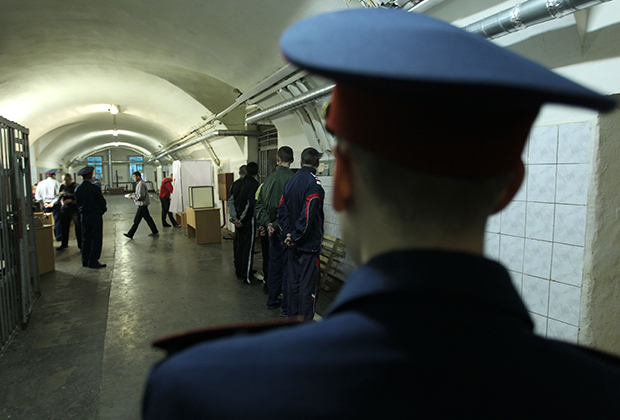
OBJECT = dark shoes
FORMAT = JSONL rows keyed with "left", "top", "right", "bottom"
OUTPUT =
{"left": 148, "top": 232, "right": 159, "bottom": 237}
{"left": 173, "top": 224, "right": 181, "bottom": 228}
{"left": 162, "top": 224, "right": 171, "bottom": 228}
{"left": 267, "top": 300, "right": 282, "bottom": 310}
{"left": 56, "top": 245, "right": 68, "bottom": 251}
{"left": 89, "top": 263, "right": 107, "bottom": 269}
{"left": 123, "top": 233, "right": 133, "bottom": 239}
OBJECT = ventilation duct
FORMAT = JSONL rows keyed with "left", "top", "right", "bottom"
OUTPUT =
{"left": 245, "top": 0, "right": 610, "bottom": 125}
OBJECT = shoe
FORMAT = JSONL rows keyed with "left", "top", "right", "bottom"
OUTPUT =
{"left": 82, "top": 263, "right": 88, "bottom": 267}
{"left": 56, "top": 245, "right": 68, "bottom": 251}
{"left": 173, "top": 224, "right": 181, "bottom": 228}
{"left": 148, "top": 233, "right": 159, "bottom": 237}
{"left": 254, "top": 273, "right": 264, "bottom": 281}
{"left": 245, "top": 276, "right": 261, "bottom": 285}
{"left": 267, "top": 300, "right": 281, "bottom": 310}
{"left": 279, "top": 311, "right": 289, "bottom": 318}
{"left": 89, "top": 263, "right": 107, "bottom": 269}
{"left": 123, "top": 233, "right": 133, "bottom": 239}
{"left": 162, "top": 224, "right": 171, "bottom": 228}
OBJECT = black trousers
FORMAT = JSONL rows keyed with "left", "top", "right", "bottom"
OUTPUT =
{"left": 233, "top": 218, "right": 255, "bottom": 282}
{"left": 160, "top": 197, "right": 177, "bottom": 226}
{"left": 81, "top": 213, "right": 103, "bottom": 267}
{"left": 127, "top": 205, "right": 158, "bottom": 237}
{"left": 60, "top": 204, "right": 82, "bottom": 248}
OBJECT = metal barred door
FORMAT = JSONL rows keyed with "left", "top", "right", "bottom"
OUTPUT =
{"left": 0, "top": 116, "right": 39, "bottom": 353}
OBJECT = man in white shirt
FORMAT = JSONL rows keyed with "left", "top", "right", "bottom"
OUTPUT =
{"left": 35, "top": 169, "right": 62, "bottom": 241}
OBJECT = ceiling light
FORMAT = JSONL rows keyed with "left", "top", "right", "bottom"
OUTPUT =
{"left": 108, "top": 105, "right": 120, "bottom": 115}
{"left": 112, "top": 129, "right": 118, "bottom": 136}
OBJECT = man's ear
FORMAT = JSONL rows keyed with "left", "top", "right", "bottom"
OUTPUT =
{"left": 491, "top": 160, "right": 525, "bottom": 214}
{"left": 333, "top": 145, "right": 354, "bottom": 212}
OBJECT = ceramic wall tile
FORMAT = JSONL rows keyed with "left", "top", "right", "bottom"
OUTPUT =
{"left": 554, "top": 204, "right": 587, "bottom": 246}
{"left": 320, "top": 176, "right": 334, "bottom": 187}
{"left": 523, "top": 239, "right": 553, "bottom": 278}
{"left": 522, "top": 275, "right": 550, "bottom": 316}
{"left": 484, "top": 233, "right": 500, "bottom": 261}
{"left": 499, "top": 235, "right": 525, "bottom": 273}
{"left": 556, "top": 164, "right": 589, "bottom": 205}
{"left": 526, "top": 164, "right": 557, "bottom": 203}
{"left": 529, "top": 312, "right": 548, "bottom": 336}
{"left": 508, "top": 270, "right": 523, "bottom": 295}
{"left": 513, "top": 176, "right": 528, "bottom": 202}
{"left": 322, "top": 186, "right": 333, "bottom": 205}
{"left": 547, "top": 319, "right": 579, "bottom": 344}
{"left": 548, "top": 282, "right": 581, "bottom": 326}
{"left": 558, "top": 122, "right": 591, "bottom": 164}
{"left": 525, "top": 202, "right": 555, "bottom": 241}
{"left": 500, "top": 201, "right": 526, "bottom": 237}
{"left": 486, "top": 213, "right": 501, "bottom": 233}
{"left": 528, "top": 125, "right": 558, "bottom": 164}
{"left": 551, "top": 243, "right": 584, "bottom": 287}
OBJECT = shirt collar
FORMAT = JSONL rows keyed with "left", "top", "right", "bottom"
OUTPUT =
{"left": 327, "top": 249, "right": 532, "bottom": 328}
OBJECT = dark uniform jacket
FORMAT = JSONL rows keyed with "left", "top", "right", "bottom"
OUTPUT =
{"left": 229, "top": 176, "right": 259, "bottom": 223}
{"left": 276, "top": 166, "right": 324, "bottom": 252}
{"left": 142, "top": 250, "right": 620, "bottom": 420}
{"left": 255, "top": 165, "right": 294, "bottom": 230}
{"left": 75, "top": 181, "right": 107, "bottom": 215}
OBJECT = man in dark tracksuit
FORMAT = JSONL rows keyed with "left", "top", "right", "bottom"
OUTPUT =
{"left": 57, "top": 173, "right": 82, "bottom": 251}
{"left": 255, "top": 146, "right": 294, "bottom": 312}
{"left": 277, "top": 148, "right": 324, "bottom": 320}
{"left": 229, "top": 162, "right": 259, "bottom": 284}
{"left": 75, "top": 166, "right": 107, "bottom": 269}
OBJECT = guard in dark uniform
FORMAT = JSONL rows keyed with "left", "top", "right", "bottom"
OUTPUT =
{"left": 142, "top": 9, "right": 620, "bottom": 419}
{"left": 75, "top": 166, "right": 107, "bottom": 269}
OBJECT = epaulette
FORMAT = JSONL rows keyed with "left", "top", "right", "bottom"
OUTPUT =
{"left": 152, "top": 317, "right": 306, "bottom": 356}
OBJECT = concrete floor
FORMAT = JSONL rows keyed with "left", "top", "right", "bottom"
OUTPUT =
{"left": 0, "top": 194, "right": 333, "bottom": 420}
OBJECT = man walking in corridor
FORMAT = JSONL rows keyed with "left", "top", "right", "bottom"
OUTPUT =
{"left": 124, "top": 171, "right": 159, "bottom": 239}
{"left": 159, "top": 174, "right": 180, "bottom": 228}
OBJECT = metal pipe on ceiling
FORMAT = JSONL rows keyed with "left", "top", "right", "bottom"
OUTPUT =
{"left": 146, "top": 130, "right": 261, "bottom": 164}
{"left": 244, "top": 0, "right": 610, "bottom": 125}
{"left": 465, "top": 0, "right": 612, "bottom": 39}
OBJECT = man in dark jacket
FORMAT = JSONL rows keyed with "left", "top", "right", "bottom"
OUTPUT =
{"left": 56, "top": 173, "right": 82, "bottom": 251}
{"left": 75, "top": 166, "right": 107, "bottom": 269}
{"left": 277, "top": 147, "right": 324, "bottom": 320}
{"left": 142, "top": 9, "right": 620, "bottom": 419}
{"left": 255, "top": 146, "right": 294, "bottom": 312}
{"left": 159, "top": 174, "right": 180, "bottom": 228}
{"left": 229, "top": 162, "right": 259, "bottom": 283}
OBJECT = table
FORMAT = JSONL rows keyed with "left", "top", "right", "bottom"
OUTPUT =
{"left": 185, "top": 207, "right": 221, "bottom": 244}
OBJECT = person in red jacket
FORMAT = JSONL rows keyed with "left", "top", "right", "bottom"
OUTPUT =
{"left": 159, "top": 174, "right": 180, "bottom": 228}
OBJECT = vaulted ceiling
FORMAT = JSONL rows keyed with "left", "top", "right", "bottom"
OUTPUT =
{"left": 1, "top": 0, "right": 619, "bottom": 169}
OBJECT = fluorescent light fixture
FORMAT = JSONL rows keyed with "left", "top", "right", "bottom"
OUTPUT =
{"left": 109, "top": 105, "right": 120, "bottom": 115}
{"left": 112, "top": 129, "right": 118, "bottom": 136}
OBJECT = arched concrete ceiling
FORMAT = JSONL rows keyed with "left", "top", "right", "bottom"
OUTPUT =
{"left": 0, "top": 0, "right": 350, "bottom": 166}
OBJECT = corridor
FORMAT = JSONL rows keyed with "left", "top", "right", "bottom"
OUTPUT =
{"left": 0, "top": 194, "right": 330, "bottom": 419}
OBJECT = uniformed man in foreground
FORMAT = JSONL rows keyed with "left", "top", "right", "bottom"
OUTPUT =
{"left": 142, "top": 9, "right": 620, "bottom": 419}
{"left": 75, "top": 166, "right": 107, "bottom": 269}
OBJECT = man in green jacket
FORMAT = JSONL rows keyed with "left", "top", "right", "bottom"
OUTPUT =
{"left": 255, "top": 146, "right": 294, "bottom": 314}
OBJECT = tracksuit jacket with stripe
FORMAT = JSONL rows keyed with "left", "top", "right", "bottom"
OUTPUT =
{"left": 277, "top": 166, "right": 324, "bottom": 253}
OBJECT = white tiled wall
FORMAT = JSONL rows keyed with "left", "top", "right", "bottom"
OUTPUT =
{"left": 319, "top": 176, "right": 357, "bottom": 278}
{"left": 484, "top": 121, "right": 592, "bottom": 344}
